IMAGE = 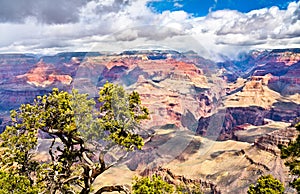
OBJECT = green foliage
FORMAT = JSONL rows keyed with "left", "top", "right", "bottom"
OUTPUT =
{"left": 71, "top": 89, "right": 96, "bottom": 138}
{"left": 132, "top": 175, "right": 175, "bottom": 194}
{"left": 96, "top": 82, "right": 149, "bottom": 150}
{"left": 0, "top": 83, "right": 149, "bottom": 194}
{"left": 247, "top": 175, "right": 285, "bottom": 194}
{"left": 0, "top": 170, "right": 39, "bottom": 193}
{"left": 280, "top": 122, "right": 300, "bottom": 192}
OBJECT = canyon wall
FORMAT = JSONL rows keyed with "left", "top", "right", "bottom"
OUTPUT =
{"left": 0, "top": 49, "right": 299, "bottom": 139}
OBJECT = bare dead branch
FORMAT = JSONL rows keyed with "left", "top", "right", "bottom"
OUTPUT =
{"left": 82, "top": 152, "right": 94, "bottom": 167}
{"left": 94, "top": 185, "right": 130, "bottom": 194}
{"left": 49, "top": 136, "right": 56, "bottom": 161}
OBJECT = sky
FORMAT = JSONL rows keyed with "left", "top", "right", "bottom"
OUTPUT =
{"left": 0, "top": 0, "right": 299, "bottom": 60}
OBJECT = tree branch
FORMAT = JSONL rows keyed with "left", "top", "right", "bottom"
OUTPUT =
{"left": 94, "top": 185, "right": 130, "bottom": 194}
{"left": 49, "top": 135, "right": 56, "bottom": 161}
{"left": 82, "top": 152, "right": 94, "bottom": 167}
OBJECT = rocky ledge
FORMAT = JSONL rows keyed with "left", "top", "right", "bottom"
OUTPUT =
{"left": 254, "top": 127, "right": 298, "bottom": 155}
{"left": 141, "top": 166, "right": 221, "bottom": 194}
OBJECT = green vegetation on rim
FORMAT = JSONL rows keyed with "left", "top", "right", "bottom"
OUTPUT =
{"left": 247, "top": 174, "right": 285, "bottom": 194}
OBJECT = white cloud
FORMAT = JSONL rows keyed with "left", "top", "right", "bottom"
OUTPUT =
{"left": 0, "top": 0, "right": 299, "bottom": 60}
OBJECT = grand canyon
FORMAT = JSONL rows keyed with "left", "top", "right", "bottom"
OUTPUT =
{"left": 0, "top": 48, "right": 299, "bottom": 193}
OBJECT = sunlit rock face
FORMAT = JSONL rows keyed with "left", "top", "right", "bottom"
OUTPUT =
{"left": 16, "top": 60, "right": 72, "bottom": 87}
{"left": 0, "top": 54, "right": 82, "bottom": 112}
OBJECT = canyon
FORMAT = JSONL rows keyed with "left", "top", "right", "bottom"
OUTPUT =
{"left": 0, "top": 48, "right": 300, "bottom": 193}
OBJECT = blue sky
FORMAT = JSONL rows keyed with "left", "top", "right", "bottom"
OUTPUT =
{"left": 0, "top": 0, "right": 299, "bottom": 59}
{"left": 148, "top": 0, "right": 294, "bottom": 16}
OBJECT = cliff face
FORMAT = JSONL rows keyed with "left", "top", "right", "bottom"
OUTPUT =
{"left": 0, "top": 49, "right": 299, "bottom": 137}
{"left": 197, "top": 105, "right": 300, "bottom": 141}
{"left": 254, "top": 127, "right": 298, "bottom": 155}
{"left": 16, "top": 61, "right": 72, "bottom": 87}
{"left": 197, "top": 107, "right": 267, "bottom": 139}
{"left": 197, "top": 74, "right": 300, "bottom": 140}
{"left": 250, "top": 61, "right": 300, "bottom": 95}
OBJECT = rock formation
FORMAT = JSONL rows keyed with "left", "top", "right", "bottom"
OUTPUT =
{"left": 254, "top": 127, "right": 298, "bottom": 155}
{"left": 197, "top": 105, "right": 300, "bottom": 141}
{"left": 197, "top": 48, "right": 300, "bottom": 140}
{"left": 0, "top": 48, "right": 299, "bottom": 193}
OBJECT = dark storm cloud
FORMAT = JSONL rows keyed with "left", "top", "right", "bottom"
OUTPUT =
{"left": 0, "top": 0, "right": 133, "bottom": 24}
{"left": 0, "top": 0, "right": 88, "bottom": 24}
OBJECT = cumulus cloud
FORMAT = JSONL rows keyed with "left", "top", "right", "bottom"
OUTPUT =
{"left": 0, "top": 0, "right": 299, "bottom": 59}
{"left": 213, "top": 2, "right": 300, "bottom": 43}
{"left": 186, "top": 0, "right": 300, "bottom": 58}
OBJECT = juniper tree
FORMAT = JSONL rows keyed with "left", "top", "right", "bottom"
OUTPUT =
{"left": 0, "top": 82, "right": 149, "bottom": 194}
{"left": 248, "top": 175, "right": 284, "bottom": 194}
